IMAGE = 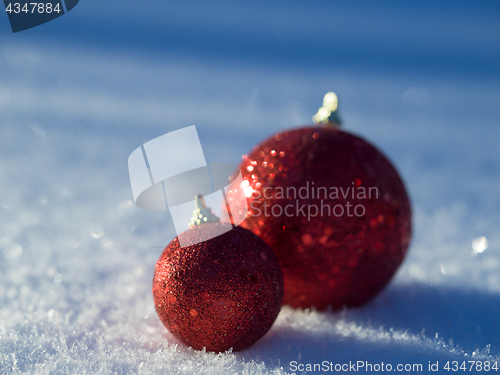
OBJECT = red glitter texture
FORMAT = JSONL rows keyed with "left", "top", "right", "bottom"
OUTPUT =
{"left": 229, "top": 126, "right": 412, "bottom": 310}
{"left": 152, "top": 222, "right": 284, "bottom": 353}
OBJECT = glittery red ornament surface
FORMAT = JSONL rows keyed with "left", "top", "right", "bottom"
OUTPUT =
{"left": 228, "top": 126, "right": 411, "bottom": 310}
{"left": 153, "top": 222, "right": 284, "bottom": 353}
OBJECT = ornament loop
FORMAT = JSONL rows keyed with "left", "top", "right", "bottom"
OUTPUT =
{"left": 189, "top": 194, "right": 220, "bottom": 228}
{"left": 313, "top": 92, "right": 342, "bottom": 126}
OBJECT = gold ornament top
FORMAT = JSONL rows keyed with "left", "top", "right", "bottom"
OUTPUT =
{"left": 189, "top": 195, "right": 220, "bottom": 228}
{"left": 313, "top": 92, "right": 342, "bottom": 126}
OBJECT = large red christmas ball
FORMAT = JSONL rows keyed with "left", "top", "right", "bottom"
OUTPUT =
{"left": 229, "top": 125, "right": 411, "bottom": 310}
{"left": 152, "top": 222, "right": 284, "bottom": 353}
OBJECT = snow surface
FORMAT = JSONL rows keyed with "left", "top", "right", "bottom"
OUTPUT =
{"left": 1, "top": 1, "right": 500, "bottom": 373}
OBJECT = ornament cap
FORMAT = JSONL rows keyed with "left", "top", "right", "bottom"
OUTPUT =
{"left": 313, "top": 92, "right": 342, "bottom": 126}
{"left": 189, "top": 194, "right": 220, "bottom": 228}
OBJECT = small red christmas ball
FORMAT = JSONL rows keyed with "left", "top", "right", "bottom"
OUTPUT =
{"left": 229, "top": 93, "right": 411, "bottom": 310}
{"left": 152, "top": 221, "right": 284, "bottom": 353}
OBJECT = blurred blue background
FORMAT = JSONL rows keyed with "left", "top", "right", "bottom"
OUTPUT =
{"left": 1, "top": 0, "right": 498, "bottom": 202}
{"left": 1, "top": 0, "right": 499, "bottom": 278}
